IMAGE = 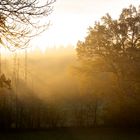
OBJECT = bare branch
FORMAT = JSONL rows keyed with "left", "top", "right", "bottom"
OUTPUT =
{"left": 0, "top": 0, "right": 56, "bottom": 50}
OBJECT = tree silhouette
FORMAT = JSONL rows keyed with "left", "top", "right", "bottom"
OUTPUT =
{"left": 0, "top": 0, "right": 56, "bottom": 50}
{"left": 77, "top": 5, "right": 140, "bottom": 95}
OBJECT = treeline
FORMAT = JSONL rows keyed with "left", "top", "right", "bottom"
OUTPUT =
{"left": 0, "top": 81, "right": 140, "bottom": 130}
{"left": 0, "top": 86, "right": 102, "bottom": 129}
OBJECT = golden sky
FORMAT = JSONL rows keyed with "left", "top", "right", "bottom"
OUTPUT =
{"left": 31, "top": 0, "right": 140, "bottom": 50}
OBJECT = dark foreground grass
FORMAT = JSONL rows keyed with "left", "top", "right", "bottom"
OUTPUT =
{"left": 0, "top": 128, "right": 140, "bottom": 140}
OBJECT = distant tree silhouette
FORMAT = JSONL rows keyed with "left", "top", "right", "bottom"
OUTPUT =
{"left": 0, "top": 73, "right": 11, "bottom": 89}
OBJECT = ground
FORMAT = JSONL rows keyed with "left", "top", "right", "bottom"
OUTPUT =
{"left": 0, "top": 128, "right": 140, "bottom": 140}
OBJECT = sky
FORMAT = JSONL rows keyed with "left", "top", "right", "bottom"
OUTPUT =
{"left": 31, "top": 0, "right": 140, "bottom": 50}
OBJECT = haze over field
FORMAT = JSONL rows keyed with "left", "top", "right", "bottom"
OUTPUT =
{"left": 0, "top": 1, "right": 140, "bottom": 139}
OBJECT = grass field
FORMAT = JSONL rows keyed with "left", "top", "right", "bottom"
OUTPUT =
{"left": 0, "top": 128, "right": 140, "bottom": 140}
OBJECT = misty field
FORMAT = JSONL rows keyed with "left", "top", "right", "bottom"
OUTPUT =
{"left": 0, "top": 128, "right": 140, "bottom": 140}
{"left": 0, "top": 1, "right": 140, "bottom": 139}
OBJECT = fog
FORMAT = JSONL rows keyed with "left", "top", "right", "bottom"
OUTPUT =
{"left": 1, "top": 44, "right": 140, "bottom": 128}
{"left": 31, "top": 47, "right": 78, "bottom": 97}
{"left": 2, "top": 47, "right": 80, "bottom": 102}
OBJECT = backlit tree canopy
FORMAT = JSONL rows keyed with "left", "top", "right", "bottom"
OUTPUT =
{"left": 0, "top": 0, "right": 56, "bottom": 50}
{"left": 77, "top": 5, "right": 140, "bottom": 58}
{"left": 77, "top": 5, "right": 140, "bottom": 95}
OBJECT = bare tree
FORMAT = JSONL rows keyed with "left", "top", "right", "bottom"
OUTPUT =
{"left": 0, "top": 0, "right": 56, "bottom": 50}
